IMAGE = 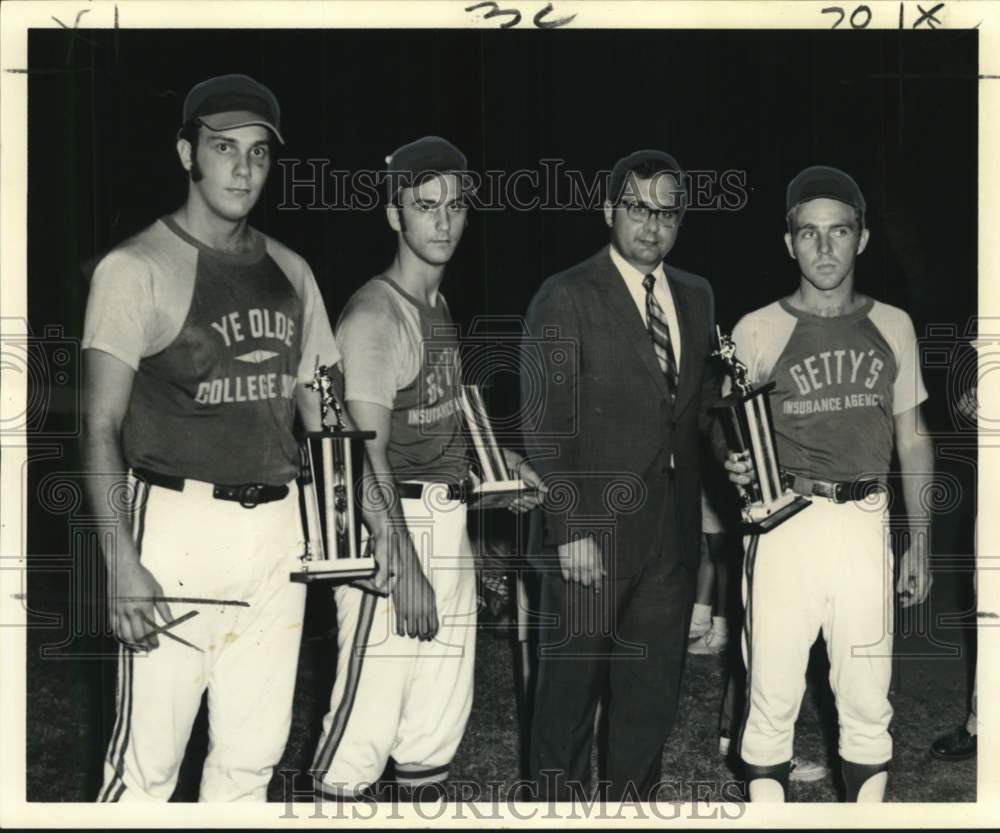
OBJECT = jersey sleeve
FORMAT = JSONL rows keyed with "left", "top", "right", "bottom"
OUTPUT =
{"left": 889, "top": 311, "right": 929, "bottom": 414}
{"left": 296, "top": 262, "right": 340, "bottom": 384}
{"left": 82, "top": 249, "right": 161, "bottom": 371}
{"left": 726, "top": 302, "right": 797, "bottom": 395}
{"left": 335, "top": 292, "right": 405, "bottom": 409}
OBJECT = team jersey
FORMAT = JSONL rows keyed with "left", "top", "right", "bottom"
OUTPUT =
{"left": 336, "top": 276, "right": 470, "bottom": 484}
{"left": 82, "top": 216, "right": 338, "bottom": 486}
{"left": 730, "top": 297, "right": 927, "bottom": 482}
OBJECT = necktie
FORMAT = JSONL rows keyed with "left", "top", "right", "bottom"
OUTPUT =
{"left": 642, "top": 273, "right": 679, "bottom": 402}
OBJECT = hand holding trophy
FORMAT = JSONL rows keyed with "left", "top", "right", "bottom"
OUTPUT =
{"left": 459, "top": 384, "right": 542, "bottom": 511}
{"left": 290, "top": 364, "right": 377, "bottom": 583}
{"left": 712, "top": 327, "right": 810, "bottom": 534}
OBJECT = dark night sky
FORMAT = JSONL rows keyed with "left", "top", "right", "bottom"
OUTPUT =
{"left": 21, "top": 26, "right": 980, "bottom": 795}
{"left": 28, "top": 27, "right": 978, "bottom": 433}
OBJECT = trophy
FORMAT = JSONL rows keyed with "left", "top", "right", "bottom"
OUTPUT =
{"left": 459, "top": 385, "right": 539, "bottom": 510}
{"left": 712, "top": 327, "right": 810, "bottom": 533}
{"left": 290, "top": 363, "right": 377, "bottom": 583}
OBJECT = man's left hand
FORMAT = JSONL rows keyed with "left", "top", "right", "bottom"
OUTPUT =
{"left": 896, "top": 545, "right": 932, "bottom": 608}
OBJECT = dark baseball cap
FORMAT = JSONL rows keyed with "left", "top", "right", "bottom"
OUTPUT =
{"left": 385, "top": 136, "right": 470, "bottom": 200}
{"left": 608, "top": 149, "right": 685, "bottom": 205}
{"left": 786, "top": 165, "right": 865, "bottom": 214}
{"left": 182, "top": 74, "right": 284, "bottom": 144}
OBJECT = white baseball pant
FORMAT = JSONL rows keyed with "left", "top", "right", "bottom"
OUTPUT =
{"left": 740, "top": 491, "right": 894, "bottom": 767}
{"left": 311, "top": 485, "right": 477, "bottom": 797}
{"left": 98, "top": 476, "right": 307, "bottom": 802}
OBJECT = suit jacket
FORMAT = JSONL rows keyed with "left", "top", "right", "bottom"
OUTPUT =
{"left": 523, "top": 245, "right": 718, "bottom": 579}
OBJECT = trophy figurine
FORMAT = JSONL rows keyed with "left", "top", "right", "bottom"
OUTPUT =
{"left": 290, "top": 362, "right": 377, "bottom": 583}
{"left": 459, "top": 384, "right": 539, "bottom": 510}
{"left": 712, "top": 327, "right": 810, "bottom": 534}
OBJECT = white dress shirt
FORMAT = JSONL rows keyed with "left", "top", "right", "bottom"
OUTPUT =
{"left": 608, "top": 244, "right": 682, "bottom": 369}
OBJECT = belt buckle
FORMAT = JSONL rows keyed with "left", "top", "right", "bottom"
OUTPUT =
{"left": 809, "top": 480, "right": 835, "bottom": 501}
{"left": 239, "top": 484, "right": 263, "bottom": 509}
{"left": 450, "top": 479, "right": 471, "bottom": 503}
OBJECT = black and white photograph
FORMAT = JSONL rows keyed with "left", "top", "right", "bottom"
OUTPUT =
{"left": 1, "top": 0, "right": 997, "bottom": 826}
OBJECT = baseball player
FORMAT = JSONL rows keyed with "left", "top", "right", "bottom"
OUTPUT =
{"left": 82, "top": 74, "right": 393, "bottom": 802}
{"left": 311, "top": 136, "right": 543, "bottom": 799}
{"left": 722, "top": 166, "right": 933, "bottom": 802}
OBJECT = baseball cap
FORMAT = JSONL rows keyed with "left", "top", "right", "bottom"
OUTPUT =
{"left": 384, "top": 136, "right": 470, "bottom": 201}
{"left": 608, "top": 149, "right": 685, "bottom": 205}
{"left": 182, "top": 74, "right": 284, "bottom": 144}
{"left": 786, "top": 165, "right": 865, "bottom": 214}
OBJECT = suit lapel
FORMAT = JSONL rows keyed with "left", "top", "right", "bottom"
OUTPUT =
{"left": 594, "top": 247, "right": 669, "bottom": 399}
{"left": 666, "top": 267, "right": 698, "bottom": 415}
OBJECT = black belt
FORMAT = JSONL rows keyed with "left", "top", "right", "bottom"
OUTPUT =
{"left": 790, "top": 475, "right": 885, "bottom": 504}
{"left": 396, "top": 478, "right": 474, "bottom": 503}
{"left": 134, "top": 468, "right": 289, "bottom": 508}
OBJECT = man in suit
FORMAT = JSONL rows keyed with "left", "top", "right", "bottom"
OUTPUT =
{"left": 522, "top": 149, "right": 718, "bottom": 800}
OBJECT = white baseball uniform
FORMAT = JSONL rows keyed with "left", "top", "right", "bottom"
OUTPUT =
{"left": 731, "top": 297, "right": 927, "bottom": 768}
{"left": 311, "top": 276, "right": 477, "bottom": 797}
{"left": 84, "top": 217, "right": 338, "bottom": 801}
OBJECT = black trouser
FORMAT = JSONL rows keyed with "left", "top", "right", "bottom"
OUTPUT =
{"left": 528, "top": 555, "right": 693, "bottom": 801}
{"left": 714, "top": 531, "right": 746, "bottom": 740}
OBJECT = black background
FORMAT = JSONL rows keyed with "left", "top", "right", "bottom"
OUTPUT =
{"left": 24, "top": 26, "right": 979, "bottom": 795}
{"left": 29, "top": 27, "right": 978, "bottom": 429}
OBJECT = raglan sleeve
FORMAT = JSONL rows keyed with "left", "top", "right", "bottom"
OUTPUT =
{"left": 335, "top": 291, "right": 404, "bottom": 410}
{"left": 296, "top": 261, "right": 340, "bottom": 384}
{"left": 82, "top": 249, "right": 159, "bottom": 371}
{"left": 891, "top": 311, "right": 929, "bottom": 414}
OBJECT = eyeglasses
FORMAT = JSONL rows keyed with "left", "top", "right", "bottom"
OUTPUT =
{"left": 620, "top": 200, "right": 681, "bottom": 228}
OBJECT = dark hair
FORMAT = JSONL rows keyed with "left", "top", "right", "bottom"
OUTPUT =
{"left": 631, "top": 158, "right": 680, "bottom": 183}
{"left": 612, "top": 160, "right": 685, "bottom": 208}
{"left": 177, "top": 118, "right": 204, "bottom": 183}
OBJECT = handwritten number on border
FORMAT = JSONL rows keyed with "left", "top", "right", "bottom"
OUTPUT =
{"left": 466, "top": 1, "right": 575, "bottom": 29}
{"left": 851, "top": 5, "right": 873, "bottom": 28}
{"left": 533, "top": 3, "right": 577, "bottom": 29}
{"left": 821, "top": 5, "right": 871, "bottom": 29}
{"left": 825, "top": 2, "right": 946, "bottom": 29}
{"left": 465, "top": 1, "right": 522, "bottom": 28}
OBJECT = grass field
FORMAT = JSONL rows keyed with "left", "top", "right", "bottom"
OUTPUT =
{"left": 25, "top": 563, "right": 977, "bottom": 805}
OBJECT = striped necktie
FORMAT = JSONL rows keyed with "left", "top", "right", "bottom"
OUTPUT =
{"left": 642, "top": 273, "right": 679, "bottom": 402}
